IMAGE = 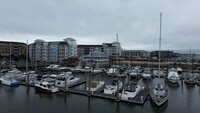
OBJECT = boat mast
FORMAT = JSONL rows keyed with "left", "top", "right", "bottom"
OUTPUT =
{"left": 116, "top": 33, "right": 119, "bottom": 65}
{"left": 26, "top": 40, "right": 29, "bottom": 86}
{"left": 9, "top": 43, "right": 12, "bottom": 70}
{"left": 158, "top": 12, "right": 162, "bottom": 77}
{"left": 26, "top": 40, "right": 29, "bottom": 73}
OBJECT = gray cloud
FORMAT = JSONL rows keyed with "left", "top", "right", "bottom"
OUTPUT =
{"left": 0, "top": 0, "right": 200, "bottom": 51}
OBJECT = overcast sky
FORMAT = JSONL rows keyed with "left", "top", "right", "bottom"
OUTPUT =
{"left": 0, "top": 0, "right": 200, "bottom": 51}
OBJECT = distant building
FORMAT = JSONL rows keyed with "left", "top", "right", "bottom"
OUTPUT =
{"left": 124, "top": 50, "right": 150, "bottom": 58}
{"left": 29, "top": 39, "right": 72, "bottom": 62}
{"left": 79, "top": 48, "right": 109, "bottom": 65}
{"left": 77, "top": 41, "right": 122, "bottom": 58}
{"left": 0, "top": 41, "right": 27, "bottom": 57}
{"left": 77, "top": 45, "right": 103, "bottom": 57}
{"left": 150, "top": 50, "right": 174, "bottom": 59}
{"left": 102, "top": 41, "right": 122, "bottom": 56}
{"left": 64, "top": 38, "right": 77, "bottom": 57}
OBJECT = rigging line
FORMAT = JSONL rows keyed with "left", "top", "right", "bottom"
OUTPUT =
{"left": 153, "top": 16, "right": 160, "bottom": 51}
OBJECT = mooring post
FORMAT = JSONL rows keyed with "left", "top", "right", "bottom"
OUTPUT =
{"left": 116, "top": 81, "right": 120, "bottom": 101}
{"left": 64, "top": 77, "right": 68, "bottom": 92}
{"left": 88, "top": 72, "right": 91, "bottom": 96}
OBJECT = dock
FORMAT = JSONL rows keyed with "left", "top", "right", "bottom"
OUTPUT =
{"left": 20, "top": 81, "right": 36, "bottom": 87}
{"left": 61, "top": 85, "right": 149, "bottom": 105}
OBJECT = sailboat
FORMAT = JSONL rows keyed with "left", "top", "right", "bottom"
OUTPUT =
{"left": 149, "top": 13, "right": 169, "bottom": 106}
{"left": 185, "top": 49, "right": 196, "bottom": 85}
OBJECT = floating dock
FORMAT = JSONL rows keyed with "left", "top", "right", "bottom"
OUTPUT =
{"left": 61, "top": 85, "right": 149, "bottom": 105}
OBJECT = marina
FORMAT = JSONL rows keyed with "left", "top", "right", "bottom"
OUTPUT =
{"left": 0, "top": 70, "right": 200, "bottom": 113}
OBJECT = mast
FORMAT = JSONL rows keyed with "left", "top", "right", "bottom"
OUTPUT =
{"left": 26, "top": 40, "right": 29, "bottom": 86}
{"left": 9, "top": 43, "right": 12, "bottom": 70}
{"left": 116, "top": 33, "right": 118, "bottom": 65}
{"left": 26, "top": 40, "right": 28, "bottom": 73}
{"left": 158, "top": 12, "right": 162, "bottom": 77}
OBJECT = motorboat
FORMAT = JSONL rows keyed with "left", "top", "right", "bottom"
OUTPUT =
{"left": 167, "top": 68, "right": 180, "bottom": 83}
{"left": 41, "top": 74, "right": 59, "bottom": 83}
{"left": 87, "top": 81, "right": 105, "bottom": 93}
{"left": 46, "top": 64, "right": 67, "bottom": 70}
{"left": 120, "top": 83, "right": 142, "bottom": 100}
{"left": 153, "top": 70, "right": 166, "bottom": 78}
{"left": 55, "top": 75, "right": 80, "bottom": 87}
{"left": 92, "top": 67, "right": 103, "bottom": 73}
{"left": 35, "top": 81, "right": 59, "bottom": 93}
{"left": 142, "top": 68, "right": 151, "bottom": 79}
{"left": 177, "top": 67, "right": 182, "bottom": 74}
{"left": 195, "top": 75, "right": 200, "bottom": 86}
{"left": 81, "top": 66, "right": 92, "bottom": 73}
{"left": 0, "top": 76, "right": 20, "bottom": 87}
{"left": 106, "top": 67, "right": 118, "bottom": 76}
{"left": 150, "top": 79, "right": 169, "bottom": 106}
{"left": 185, "top": 73, "right": 196, "bottom": 85}
{"left": 104, "top": 79, "right": 123, "bottom": 95}
{"left": 128, "top": 68, "right": 141, "bottom": 78}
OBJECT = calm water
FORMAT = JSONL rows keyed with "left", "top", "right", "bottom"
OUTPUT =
{"left": 0, "top": 73, "right": 200, "bottom": 113}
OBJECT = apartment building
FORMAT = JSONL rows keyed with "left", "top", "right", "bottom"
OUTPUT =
{"left": 0, "top": 41, "right": 27, "bottom": 57}
{"left": 29, "top": 38, "right": 76, "bottom": 62}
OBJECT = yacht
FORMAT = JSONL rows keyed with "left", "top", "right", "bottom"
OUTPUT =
{"left": 104, "top": 79, "right": 123, "bottom": 95}
{"left": 87, "top": 81, "right": 105, "bottom": 93}
{"left": 106, "top": 67, "right": 118, "bottom": 76}
{"left": 46, "top": 64, "right": 67, "bottom": 70}
{"left": 128, "top": 68, "right": 141, "bottom": 78}
{"left": 120, "top": 83, "right": 142, "bottom": 100}
{"left": 195, "top": 75, "right": 200, "bottom": 86}
{"left": 92, "top": 67, "right": 103, "bottom": 73}
{"left": 185, "top": 73, "right": 196, "bottom": 85}
{"left": 142, "top": 68, "right": 152, "bottom": 79}
{"left": 0, "top": 76, "right": 20, "bottom": 87}
{"left": 177, "top": 67, "right": 182, "bottom": 74}
{"left": 55, "top": 75, "right": 80, "bottom": 87}
{"left": 150, "top": 79, "right": 169, "bottom": 106}
{"left": 35, "top": 81, "right": 59, "bottom": 93}
{"left": 167, "top": 68, "right": 180, "bottom": 83}
{"left": 41, "top": 74, "right": 59, "bottom": 83}
{"left": 81, "top": 66, "right": 92, "bottom": 73}
{"left": 150, "top": 13, "right": 169, "bottom": 107}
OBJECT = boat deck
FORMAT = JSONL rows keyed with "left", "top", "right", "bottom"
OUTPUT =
{"left": 121, "top": 88, "right": 149, "bottom": 104}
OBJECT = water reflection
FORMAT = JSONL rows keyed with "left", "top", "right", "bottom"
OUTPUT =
{"left": 150, "top": 100, "right": 168, "bottom": 113}
{"left": 167, "top": 82, "right": 180, "bottom": 89}
{"left": 26, "top": 86, "right": 30, "bottom": 97}
{"left": 115, "top": 102, "right": 120, "bottom": 113}
{"left": 87, "top": 97, "right": 91, "bottom": 113}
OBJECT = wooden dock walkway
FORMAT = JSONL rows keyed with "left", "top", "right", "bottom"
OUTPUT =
{"left": 61, "top": 86, "right": 149, "bottom": 105}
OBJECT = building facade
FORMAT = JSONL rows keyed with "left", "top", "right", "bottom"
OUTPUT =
{"left": 79, "top": 48, "right": 109, "bottom": 65}
{"left": 77, "top": 41, "right": 122, "bottom": 58}
{"left": 63, "top": 38, "right": 77, "bottom": 57}
{"left": 0, "top": 41, "right": 27, "bottom": 57}
{"left": 102, "top": 41, "right": 122, "bottom": 56}
{"left": 150, "top": 50, "right": 175, "bottom": 59}
{"left": 124, "top": 50, "right": 150, "bottom": 58}
{"left": 77, "top": 45, "right": 103, "bottom": 57}
{"left": 29, "top": 39, "right": 72, "bottom": 62}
